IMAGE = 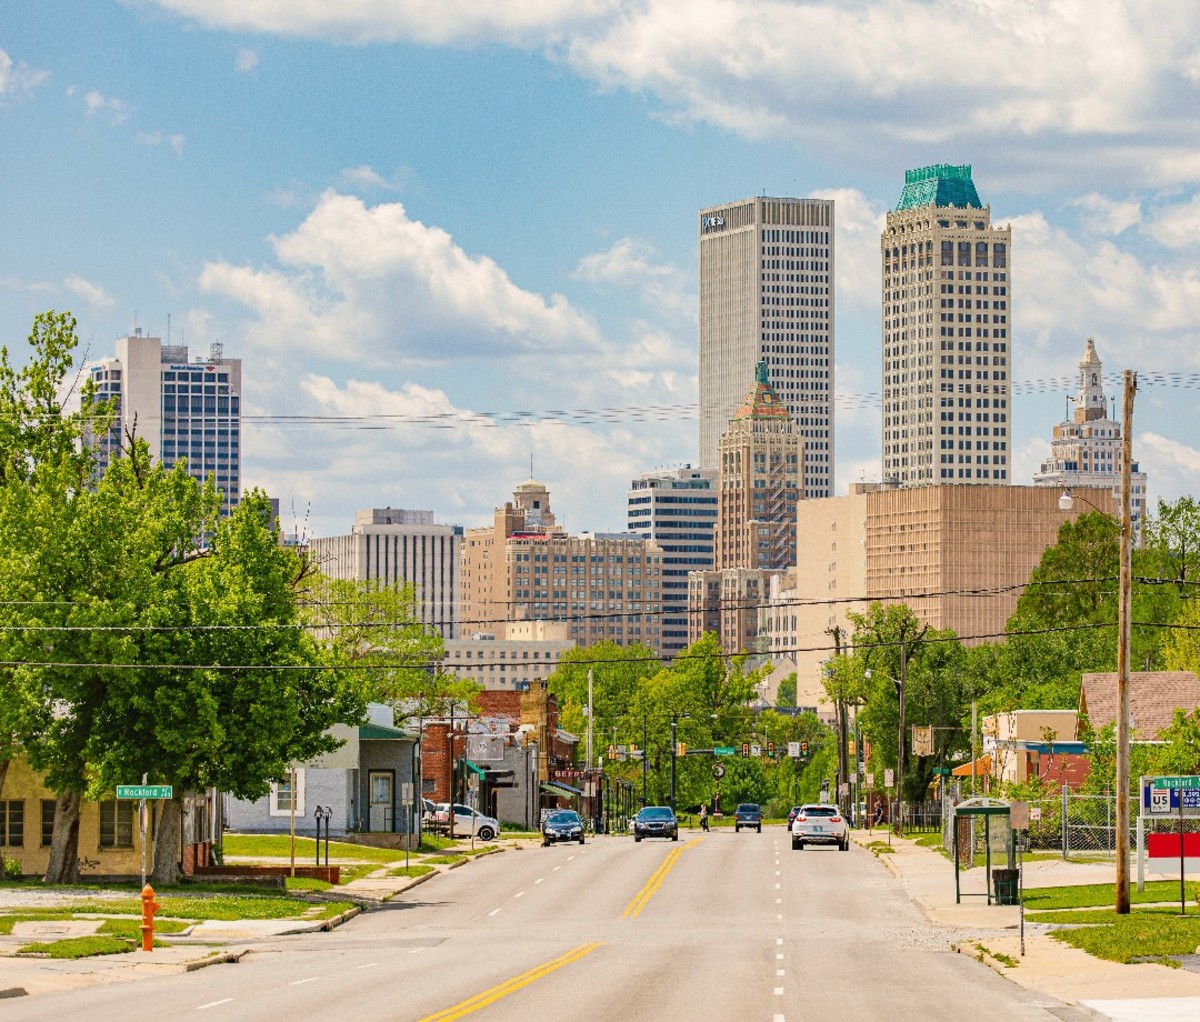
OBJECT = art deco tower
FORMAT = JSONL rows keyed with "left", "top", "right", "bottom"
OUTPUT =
{"left": 881, "top": 164, "right": 1012, "bottom": 486}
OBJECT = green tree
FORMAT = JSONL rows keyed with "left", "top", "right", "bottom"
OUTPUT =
{"left": 775, "top": 672, "right": 797, "bottom": 707}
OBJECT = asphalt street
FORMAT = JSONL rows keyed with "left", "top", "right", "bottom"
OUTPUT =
{"left": 2, "top": 830, "right": 1095, "bottom": 1021}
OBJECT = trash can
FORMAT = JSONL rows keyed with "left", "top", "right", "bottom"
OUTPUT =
{"left": 992, "top": 868, "right": 1019, "bottom": 905}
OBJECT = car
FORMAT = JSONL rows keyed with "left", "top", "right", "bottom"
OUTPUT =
{"left": 791, "top": 803, "right": 849, "bottom": 851}
{"left": 786, "top": 805, "right": 804, "bottom": 827}
{"left": 542, "top": 809, "right": 585, "bottom": 846}
{"left": 432, "top": 803, "right": 500, "bottom": 841}
{"left": 633, "top": 806, "right": 678, "bottom": 841}
{"left": 734, "top": 803, "right": 762, "bottom": 833}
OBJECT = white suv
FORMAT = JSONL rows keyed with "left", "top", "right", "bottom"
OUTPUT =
{"left": 791, "top": 803, "right": 849, "bottom": 851}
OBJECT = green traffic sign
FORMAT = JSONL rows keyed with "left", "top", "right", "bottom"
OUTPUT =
{"left": 1152, "top": 776, "right": 1200, "bottom": 790}
{"left": 116, "top": 784, "right": 173, "bottom": 800}
{"left": 714, "top": 746, "right": 736, "bottom": 756}
{"left": 933, "top": 767, "right": 951, "bottom": 776}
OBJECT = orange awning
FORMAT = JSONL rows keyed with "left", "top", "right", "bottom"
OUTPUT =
{"left": 951, "top": 754, "right": 991, "bottom": 778}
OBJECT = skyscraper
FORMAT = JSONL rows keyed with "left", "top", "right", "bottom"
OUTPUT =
{"left": 627, "top": 465, "right": 717, "bottom": 657}
{"left": 881, "top": 164, "right": 1012, "bottom": 486}
{"left": 88, "top": 331, "right": 242, "bottom": 514}
{"left": 698, "top": 196, "right": 834, "bottom": 498}
{"left": 309, "top": 508, "right": 464, "bottom": 640}
{"left": 1032, "top": 338, "right": 1147, "bottom": 530}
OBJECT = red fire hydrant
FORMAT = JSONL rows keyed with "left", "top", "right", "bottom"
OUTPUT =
{"left": 140, "top": 884, "right": 159, "bottom": 952}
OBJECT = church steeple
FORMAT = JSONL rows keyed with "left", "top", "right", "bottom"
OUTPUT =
{"left": 1074, "top": 337, "right": 1107, "bottom": 424}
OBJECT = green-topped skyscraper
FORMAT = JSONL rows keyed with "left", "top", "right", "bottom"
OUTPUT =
{"left": 881, "top": 164, "right": 1012, "bottom": 487}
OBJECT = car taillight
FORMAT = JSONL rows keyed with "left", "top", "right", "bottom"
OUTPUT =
{"left": 797, "top": 815, "right": 806, "bottom": 822}
{"left": 831, "top": 817, "right": 842, "bottom": 823}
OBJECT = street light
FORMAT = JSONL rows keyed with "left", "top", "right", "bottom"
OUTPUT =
{"left": 669, "top": 712, "right": 689, "bottom": 811}
{"left": 1058, "top": 368, "right": 1137, "bottom": 915}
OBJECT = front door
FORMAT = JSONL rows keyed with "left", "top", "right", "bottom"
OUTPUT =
{"left": 368, "top": 771, "right": 394, "bottom": 832}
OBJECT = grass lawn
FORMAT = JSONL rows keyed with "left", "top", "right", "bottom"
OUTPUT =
{"left": 1049, "top": 912, "right": 1200, "bottom": 965}
{"left": 18, "top": 936, "right": 143, "bottom": 959}
{"left": 1027, "top": 905, "right": 1200, "bottom": 924}
{"left": 50, "top": 893, "right": 353, "bottom": 921}
{"left": 421, "top": 855, "right": 465, "bottom": 867}
{"left": 1022, "top": 880, "right": 1199, "bottom": 912}
{"left": 387, "top": 864, "right": 435, "bottom": 878}
{"left": 222, "top": 834, "right": 409, "bottom": 863}
{"left": 98, "top": 918, "right": 190, "bottom": 938}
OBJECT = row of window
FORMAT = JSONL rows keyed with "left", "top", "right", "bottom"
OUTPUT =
{"left": 0, "top": 799, "right": 136, "bottom": 849}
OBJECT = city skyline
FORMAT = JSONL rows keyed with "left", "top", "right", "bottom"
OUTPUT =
{"left": 2, "top": 3, "right": 1198, "bottom": 540}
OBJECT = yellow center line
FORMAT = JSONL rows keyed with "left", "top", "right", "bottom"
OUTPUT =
{"left": 417, "top": 942, "right": 604, "bottom": 1022}
{"left": 622, "top": 836, "right": 704, "bottom": 919}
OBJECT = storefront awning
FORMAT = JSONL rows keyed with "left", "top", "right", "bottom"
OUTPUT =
{"left": 463, "top": 760, "right": 487, "bottom": 779}
{"left": 951, "top": 754, "right": 991, "bottom": 778}
{"left": 541, "top": 780, "right": 582, "bottom": 797}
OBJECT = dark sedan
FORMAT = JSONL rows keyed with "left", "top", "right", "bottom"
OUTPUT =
{"left": 633, "top": 806, "right": 678, "bottom": 841}
{"left": 542, "top": 810, "right": 585, "bottom": 846}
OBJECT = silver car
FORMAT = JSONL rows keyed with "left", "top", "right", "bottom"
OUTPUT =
{"left": 791, "top": 803, "right": 849, "bottom": 851}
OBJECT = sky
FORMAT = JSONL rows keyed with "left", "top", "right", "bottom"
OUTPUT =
{"left": 2, "top": 1, "right": 1199, "bottom": 540}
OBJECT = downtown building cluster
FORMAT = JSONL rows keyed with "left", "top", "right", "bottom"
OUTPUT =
{"left": 87, "top": 164, "right": 1147, "bottom": 710}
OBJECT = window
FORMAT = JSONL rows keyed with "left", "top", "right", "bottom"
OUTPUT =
{"left": 41, "top": 799, "right": 56, "bottom": 847}
{"left": 270, "top": 769, "right": 306, "bottom": 817}
{"left": 99, "top": 800, "right": 135, "bottom": 849}
{"left": 0, "top": 800, "right": 24, "bottom": 847}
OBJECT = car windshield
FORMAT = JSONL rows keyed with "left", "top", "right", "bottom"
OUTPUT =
{"left": 803, "top": 806, "right": 837, "bottom": 817}
{"left": 547, "top": 812, "right": 580, "bottom": 824}
{"left": 736, "top": 804, "right": 760, "bottom": 813}
{"left": 639, "top": 808, "right": 674, "bottom": 820}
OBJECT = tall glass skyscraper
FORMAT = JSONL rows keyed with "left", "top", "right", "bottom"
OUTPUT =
{"left": 626, "top": 466, "right": 717, "bottom": 657}
{"left": 698, "top": 196, "right": 835, "bottom": 498}
{"left": 88, "top": 331, "right": 242, "bottom": 515}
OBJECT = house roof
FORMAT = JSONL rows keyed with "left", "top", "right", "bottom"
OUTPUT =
{"left": 359, "top": 722, "right": 414, "bottom": 741}
{"left": 1079, "top": 671, "right": 1200, "bottom": 740}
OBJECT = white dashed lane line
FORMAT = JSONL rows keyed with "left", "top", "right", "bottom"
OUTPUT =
{"left": 197, "top": 999, "right": 232, "bottom": 1010}
{"left": 489, "top": 908, "right": 502, "bottom": 916}
{"left": 290, "top": 977, "right": 318, "bottom": 986}
{"left": 357, "top": 963, "right": 380, "bottom": 969}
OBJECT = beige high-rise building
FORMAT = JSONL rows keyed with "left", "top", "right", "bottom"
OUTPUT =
{"left": 1032, "top": 337, "right": 1148, "bottom": 532}
{"left": 882, "top": 164, "right": 1012, "bottom": 486}
{"left": 699, "top": 196, "right": 834, "bottom": 497}
{"left": 309, "top": 508, "right": 463, "bottom": 639}
{"left": 460, "top": 480, "right": 663, "bottom": 650}
{"left": 758, "top": 484, "right": 1110, "bottom": 701}
{"left": 441, "top": 621, "right": 576, "bottom": 691}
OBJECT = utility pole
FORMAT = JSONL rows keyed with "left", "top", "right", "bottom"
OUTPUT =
{"left": 586, "top": 669, "right": 594, "bottom": 771}
{"left": 1115, "top": 370, "right": 1137, "bottom": 915}
{"left": 894, "top": 619, "right": 927, "bottom": 837}
{"left": 826, "top": 625, "right": 848, "bottom": 819}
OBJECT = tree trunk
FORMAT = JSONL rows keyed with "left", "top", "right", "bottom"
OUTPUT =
{"left": 43, "top": 790, "right": 81, "bottom": 884}
{"left": 0, "top": 757, "right": 9, "bottom": 799}
{"left": 150, "top": 797, "right": 183, "bottom": 886}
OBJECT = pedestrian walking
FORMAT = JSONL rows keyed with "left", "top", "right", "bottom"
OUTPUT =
{"left": 699, "top": 804, "right": 709, "bottom": 832}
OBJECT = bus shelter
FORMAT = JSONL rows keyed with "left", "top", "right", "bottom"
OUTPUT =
{"left": 952, "top": 798, "right": 1015, "bottom": 905}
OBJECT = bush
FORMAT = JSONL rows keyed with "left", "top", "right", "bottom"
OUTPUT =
{"left": 2, "top": 857, "right": 21, "bottom": 880}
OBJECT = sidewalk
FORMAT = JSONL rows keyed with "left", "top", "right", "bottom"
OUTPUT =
{"left": 0, "top": 843, "right": 513, "bottom": 1001}
{"left": 851, "top": 829, "right": 1200, "bottom": 1022}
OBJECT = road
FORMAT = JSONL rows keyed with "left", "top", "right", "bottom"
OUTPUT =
{"left": 6, "top": 829, "right": 1093, "bottom": 1021}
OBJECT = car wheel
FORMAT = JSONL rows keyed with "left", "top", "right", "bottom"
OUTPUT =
{"left": 797, "top": 841, "right": 804, "bottom": 850}
{"left": 635, "top": 834, "right": 642, "bottom": 842}
{"left": 757, "top": 825, "right": 762, "bottom": 833}
{"left": 791, "top": 838, "right": 800, "bottom": 850}
{"left": 671, "top": 832, "right": 678, "bottom": 841}
{"left": 542, "top": 838, "right": 550, "bottom": 847}
{"left": 735, "top": 825, "right": 741, "bottom": 832}
{"left": 840, "top": 837, "right": 849, "bottom": 851}
{"left": 579, "top": 836, "right": 585, "bottom": 845}
{"left": 478, "top": 826, "right": 496, "bottom": 841}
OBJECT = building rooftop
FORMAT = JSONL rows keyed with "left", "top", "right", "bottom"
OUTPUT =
{"left": 1080, "top": 671, "right": 1200, "bottom": 740}
{"left": 733, "top": 361, "right": 792, "bottom": 421}
{"left": 895, "top": 163, "right": 982, "bottom": 211}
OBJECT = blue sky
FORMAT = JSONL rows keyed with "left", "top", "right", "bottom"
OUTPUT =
{"left": 3, "top": 1, "right": 1198, "bottom": 539}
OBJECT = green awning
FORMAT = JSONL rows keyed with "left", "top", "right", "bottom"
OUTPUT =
{"left": 463, "top": 759, "right": 487, "bottom": 779}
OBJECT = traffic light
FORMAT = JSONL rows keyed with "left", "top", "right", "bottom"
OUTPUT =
{"left": 741, "top": 742, "right": 750, "bottom": 758}
{"left": 800, "top": 741, "right": 809, "bottom": 759}
{"left": 676, "top": 741, "right": 687, "bottom": 756}
{"left": 767, "top": 741, "right": 776, "bottom": 759}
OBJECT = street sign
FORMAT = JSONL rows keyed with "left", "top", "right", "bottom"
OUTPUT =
{"left": 1153, "top": 775, "right": 1200, "bottom": 790}
{"left": 712, "top": 763, "right": 726, "bottom": 779}
{"left": 933, "top": 767, "right": 951, "bottom": 776}
{"left": 865, "top": 773, "right": 875, "bottom": 787}
{"left": 884, "top": 769, "right": 894, "bottom": 788}
{"left": 750, "top": 744, "right": 761, "bottom": 758}
{"left": 1149, "top": 787, "right": 1172, "bottom": 815}
{"left": 1142, "top": 781, "right": 1200, "bottom": 813}
{"left": 788, "top": 741, "right": 801, "bottom": 759}
{"left": 1010, "top": 800, "right": 1029, "bottom": 830}
{"left": 714, "top": 746, "right": 736, "bottom": 756}
{"left": 117, "top": 784, "right": 172, "bottom": 800}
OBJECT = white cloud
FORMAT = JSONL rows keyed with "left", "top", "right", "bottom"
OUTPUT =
{"left": 1070, "top": 193, "right": 1142, "bottom": 235}
{"left": 82, "top": 89, "right": 131, "bottom": 125}
{"left": 1145, "top": 194, "right": 1200, "bottom": 248}
{"left": 135, "top": 130, "right": 186, "bottom": 155}
{"left": 199, "top": 190, "right": 601, "bottom": 363}
{"left": 572, "top": 237, "right": 692, "bottom": 319}
{"left": 0, "top": 48, "right": 48, "bottom": 99}
{"left": 142, "top": 1, "right": 1200, "bottom": 190}
{"left": 1137, "top": 432, "right": 1200, "bottom": 504}
{"left": 339, "top": 164, "right": 408, "bottom": 192}
{"left": 64, "top": 275, "right": 115, "bottom": 309}
{"left": 144, "top": 0, "right": 614, "bottom": 45}
{"left": 235, "top": 47, "right": 259, "bottom": 73}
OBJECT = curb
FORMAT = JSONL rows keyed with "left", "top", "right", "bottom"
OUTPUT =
{"left": 185, "top": 948, "right": 252, "bottom": 972}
